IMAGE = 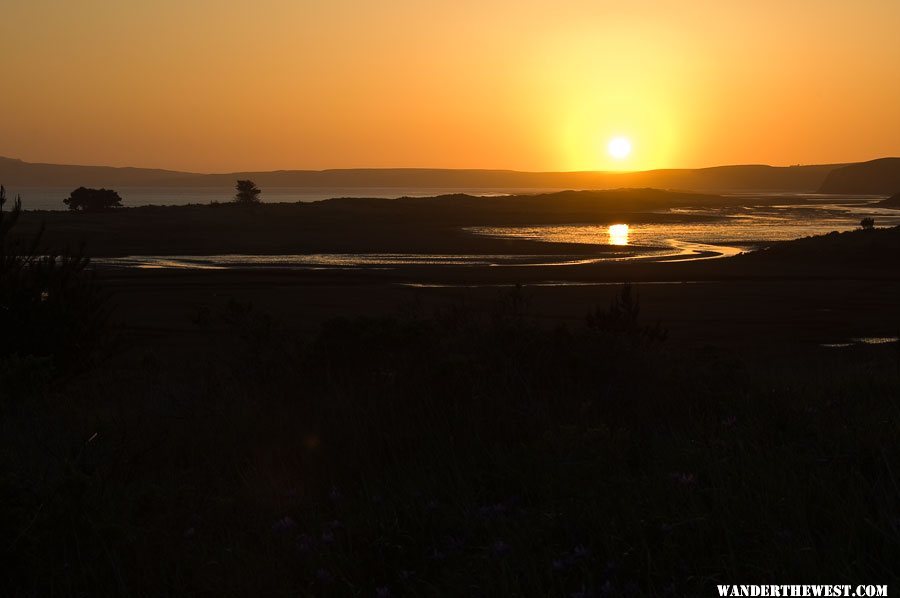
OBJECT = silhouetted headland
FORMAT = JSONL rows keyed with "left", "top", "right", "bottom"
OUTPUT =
{"left": 817, "top": 157, "right": 900, "bottom": 194}
{"left": 877, "top": 191, "right": 900, "bottom": 208}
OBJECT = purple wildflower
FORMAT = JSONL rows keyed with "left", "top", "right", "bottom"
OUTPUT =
{"left": 445, "top": 536, "right": 465, "bottom": 553}
{"left": 272, "top": 516, "right": 296, "bottom": 534}
{"left": 670, "top": 472, "right": 696, "bottom": 485}
{"left": 316, "top": 568, "right": 333, "bottom": 584}
{"left": 490, "top": 539, "right": 511, "bottom": 558}
{"left": 296, "top": 533, "right": 315, "bottom": 553}
{"left": 478, "top": 502, "right": 507, "bottom": 518}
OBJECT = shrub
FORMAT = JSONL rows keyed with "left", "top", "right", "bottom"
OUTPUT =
{"left": 0, "top": 186, "right": 109, "bottom": 377}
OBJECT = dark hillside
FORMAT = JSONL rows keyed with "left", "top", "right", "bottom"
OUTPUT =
{"left": 2, "top": 156, "right": 843, "bottom": 193}
{"left": 818, "top": 157, "right": 900, "bottom": 194}
{"left": 877, "top": 192, "right": 900, "bottom": 208}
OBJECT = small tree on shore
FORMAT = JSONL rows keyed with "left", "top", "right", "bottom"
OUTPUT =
{"left": 64, "top": 187, "right": 123, "bottom": 212}
{"left": 234, "top": 180, "right": 262, "bottom": 204}
{"left": 860, "top": 217, "right": 875, "bottom": 230}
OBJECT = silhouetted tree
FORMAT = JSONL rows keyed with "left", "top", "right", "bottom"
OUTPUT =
{"left": 234, "top": 180, "right": 262, "bottom": 204}
{"left": 64, "top": 187, "right": 123, "bottom": 211}
{"left": 860, "top": 217, "right": 875, "bottom": 230}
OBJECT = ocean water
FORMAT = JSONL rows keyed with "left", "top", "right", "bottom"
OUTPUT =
{"left": 13, "top": 186, "right": 552, "bottom": 211}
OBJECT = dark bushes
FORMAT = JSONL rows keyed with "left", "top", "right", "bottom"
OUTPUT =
{"left": 0, "top": 186, "right": 109, "bottom": 380}
{"left": 4, "top": 279, "right": 900, "bottom": 595}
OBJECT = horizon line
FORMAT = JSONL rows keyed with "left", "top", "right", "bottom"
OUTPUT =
{"left": 2, "top": 154, "right": 898, "bottom": 177}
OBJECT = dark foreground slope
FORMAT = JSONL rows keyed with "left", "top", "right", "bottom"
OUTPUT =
{"left": 818, "top": 157, "right": 900, "bottom": 194}
{"left": 733, "top": 222, "right": 900, "bottom": 268}
{"left": 3, "top": 212, "right": 900, "bottom": 595}
{"left": 4, "top": 285, "right": 899, "bottom": 596}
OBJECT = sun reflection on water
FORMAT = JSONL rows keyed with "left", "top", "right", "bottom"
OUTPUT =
{"left": 608, "top": 224, "right": 630, "bottom": 246}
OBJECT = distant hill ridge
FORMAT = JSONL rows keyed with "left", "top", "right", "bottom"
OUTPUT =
{"left": 817, "top": 158, "right": 900, "bottom": 194}
{"left": 0, "top": 155, "right": 847, "bottom": 193}
{"left": 0, "top": 155, "right": 193, "bottom": 186}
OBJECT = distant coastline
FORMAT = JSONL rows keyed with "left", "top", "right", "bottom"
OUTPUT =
{"left": 1, "top": 155, "right": 849, "bottom": 198}
{"left": 5, "top": 155, "right": 898, "bottom": 210}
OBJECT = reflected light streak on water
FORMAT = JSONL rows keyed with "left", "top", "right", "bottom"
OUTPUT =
{"left": 468, "top": 203, "right": 900, "bottom": 248}
{"left": 608, "top": 224, "right": 629, "bottom": 246}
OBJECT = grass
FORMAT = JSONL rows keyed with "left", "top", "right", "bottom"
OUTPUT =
{"left": 2, "top": 287, "right": 900, "bottom": 596}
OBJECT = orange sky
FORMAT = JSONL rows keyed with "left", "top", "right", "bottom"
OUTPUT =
{"left": 1, "top": 0, "right": 898, "bottom": 173}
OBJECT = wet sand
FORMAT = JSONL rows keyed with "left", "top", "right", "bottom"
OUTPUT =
{"left": 18, "top": 191, "right": 897, "bottom": 358}
{"left": 100, "top": 254, "right": 900, "bottom": 358}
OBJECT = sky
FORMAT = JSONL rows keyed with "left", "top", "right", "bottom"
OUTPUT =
{"left": 1, "top": 0, "right": 899, "bottom": 173}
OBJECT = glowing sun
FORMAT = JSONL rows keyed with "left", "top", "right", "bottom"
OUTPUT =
{"left": 607, "top": 136, "right": 632, "bottom": 160}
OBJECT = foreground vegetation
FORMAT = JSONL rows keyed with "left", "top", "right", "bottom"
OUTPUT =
{"left": 3, "top": 189, "right": 900, "bottom": 595}
{"left": 3, "top": 282, "right": 899, "bottom": 596}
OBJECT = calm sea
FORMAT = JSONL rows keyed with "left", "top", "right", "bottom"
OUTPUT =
{"left": 13, "top": 186, "right": 552, "bottom": 211}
